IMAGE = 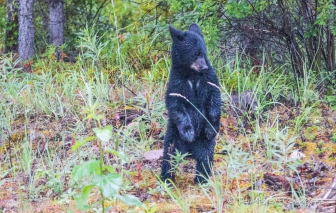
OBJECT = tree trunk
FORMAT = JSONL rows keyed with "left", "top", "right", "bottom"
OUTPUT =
{"left": 326, "top": 22, "right": 335, "bottom": 73}
{"left": 5, "top": 0, "right": 19, "bottom": 53}
{"left": 18, "top": 0, "right": 35, "bottom": 61}
{"left": 49, "top": 0, "right": 64, "bottom": 46}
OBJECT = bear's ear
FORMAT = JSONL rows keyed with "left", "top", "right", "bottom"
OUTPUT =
{"left": 169, "top": 25, "right": 185, "bottom": 41}
{"left": 188, "top": 23, "right": 203, "bottom": 37}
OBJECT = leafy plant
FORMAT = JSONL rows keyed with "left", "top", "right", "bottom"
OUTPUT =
{"left": 199, "top": 169, "right": 226, "bottom": 213}
{"left": 331, "top": 133, "right": 336, "bottom": 143}
{"left": 168, "top": 150, "right": 190, "bottom": 176}
{"left": 71, "top": 102, "right": 141, "bottom": 212}
{"left": 293, "top": 101, "right": 320, "bottom": 133}
{"left": 326, "top": 95, "right": 336, "bottom": 110}
{"left": 265, "top": 128, "right": 301, "bottom": 174}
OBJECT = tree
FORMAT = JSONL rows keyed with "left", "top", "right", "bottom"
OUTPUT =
{"left": 49, "top": 0, "right": 63, "bottom": 46}
{"left": 219, "top": 0, "right": 335, "bottom": 78}
{"left": 18, "top": 0, "right": 35, "bottom": 61}
{"left": 164, "top": 0, "right": 335, "bottom": 80}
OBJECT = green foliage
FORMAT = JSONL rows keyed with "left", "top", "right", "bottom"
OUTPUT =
{"left": 293, "top": 102, "right": 320, "bottom": 133}
{"left": 199, "top": 169, "right": 226, "bottom": 212}
{"left": 168, "top": 150, "right": 190, "bottom": 175}
{"left": 159, "top": 178, "right": 191, "bottom": 213}
{"left": 331, "top": 133, "right": 336, "bottom": 143}
{"left": 1, "top": 1, "right": 335, "bottom": 211}
{"left": 20, "top": 140, "right": 34, "bottom": 176}
{"left": 315, "top": 0, "right": 335, "bottom": 26}
{"left": 61, "top": 0, "right": 114, "bottom": 51}
{"left": 168, "top": 0, "right": 222, "bottom": 51}
{"left": 34, "top": 169, "right": 65, "bottom": 196}
{"left": 71, "top": 103, "right": 142, "bottom": 212}
{"left": 93, "top": 125, "right": 113, "bottom": 142}
{"left": 326, "top": 95, "right": 336, "bottom": 110}
{"left": 0, "top": 3, "right": 6, "bottom": 49}
{"left": 225, "top": 1, "right": 252, "bottom": 18}
{"left": 265, "top": 128, "right": 302, "bottom": 174}
{"left": 77, "top": 26, "right": 109, "bottom": 66}
{"left": 132, "top": 89, "right": 166, "bottom": 125}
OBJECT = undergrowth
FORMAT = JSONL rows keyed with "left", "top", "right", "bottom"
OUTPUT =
{"left": 0, "top": 24, "right": 334, "bottom": 213}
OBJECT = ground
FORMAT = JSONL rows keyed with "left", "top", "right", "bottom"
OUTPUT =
{"left": 1, "top": 90, "right": 336, "bottom": 212}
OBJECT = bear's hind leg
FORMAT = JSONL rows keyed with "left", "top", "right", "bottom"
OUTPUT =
{"left": 161, "top": 143, "right": 176, "bottom": 182}
{"left": 193, "top": 139, "right": 215, "bottom": 184}
{"left": 194, "top": 155, "right": 213, "bottom": 184}
{"left": 161, "top": 125, "right": 177, "bottom": 182}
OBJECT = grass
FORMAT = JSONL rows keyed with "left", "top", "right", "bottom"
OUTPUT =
{"left": 1, "top": 26, "right": 336, "bottom": 212}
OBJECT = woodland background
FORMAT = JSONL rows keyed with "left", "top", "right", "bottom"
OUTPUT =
{"left": 0, "top": 0, "right": 336, "bottom": 212}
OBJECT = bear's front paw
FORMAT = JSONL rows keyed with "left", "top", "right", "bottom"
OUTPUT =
{"left": 178, "top": 125, "right": 195, "bottom": 142}
{"left": 205, "top": 125, "right": 217, "bottom": 140}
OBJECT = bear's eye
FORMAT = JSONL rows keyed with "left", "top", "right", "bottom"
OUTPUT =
{"left": 195, "top": 51, "right": 200, "bottom": 56}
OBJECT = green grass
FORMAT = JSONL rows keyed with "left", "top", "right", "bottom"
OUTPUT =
{"left": 1, "top": 24, "right": 335, "bottom": 212}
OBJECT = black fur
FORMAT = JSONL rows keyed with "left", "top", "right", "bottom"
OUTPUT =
{"left": 161, "top": 23, "right": 222, "bottom": 184}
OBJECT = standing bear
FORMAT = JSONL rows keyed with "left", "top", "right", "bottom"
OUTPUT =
{"left": 161, "top": 23, "right": 222, "bottom": 184}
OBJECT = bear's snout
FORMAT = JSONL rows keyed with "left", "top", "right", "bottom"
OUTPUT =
{"left": 190, "top": 57, "right": 208, "bottom": 72}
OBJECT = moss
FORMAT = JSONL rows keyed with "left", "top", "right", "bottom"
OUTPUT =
{"left": 304, "top": 142, "right": 318, "bottom": 156}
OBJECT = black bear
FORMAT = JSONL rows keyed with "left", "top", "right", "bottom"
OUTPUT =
{"left": 161, "top": 23, "right": 222, "bottom": 184}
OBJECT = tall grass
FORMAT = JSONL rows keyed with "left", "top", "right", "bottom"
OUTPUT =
{"left": 0, "top": 20, "right": 325, "bottom": 212}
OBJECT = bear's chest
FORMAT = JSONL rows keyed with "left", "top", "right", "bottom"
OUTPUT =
{"left": 187, "top": 79, "right": 201, "bottom": 92}
{"left": 185, "top": 78, "right": 209, "bottom": 105}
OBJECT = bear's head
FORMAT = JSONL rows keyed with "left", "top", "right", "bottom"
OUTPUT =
{"left": 169, "top": 24, "right": 209, "bottom": 73}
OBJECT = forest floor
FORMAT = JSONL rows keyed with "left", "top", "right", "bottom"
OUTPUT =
{"left": 1, "top": 92, "right": 336, "bottom": 212}
{"left": 1, "top": 53, "right": 336, "bottom": 212}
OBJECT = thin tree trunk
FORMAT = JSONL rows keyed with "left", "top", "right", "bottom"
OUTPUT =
{"left": 301, "top": 0, "right": 314, "bottom": 65}
{"left": 18, "top": 0, "right": 35, "bottom": 61}
{"left": 326, "top": 22, "right": 335, "bottom": 73}
{"left": 314, "top": 27, "right": 323, "bottom": 72}
{"left": 49, "top": 0, "right": 64, "bottom": 46}
{"left": 5, "top": 0, "right": 19, "bottom": 53}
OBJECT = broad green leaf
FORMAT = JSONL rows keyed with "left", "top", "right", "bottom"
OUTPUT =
{"left": 92, "top": 173, "right": 122, "bottom": 198}
{"left": 114, "top": 194, "right": 142, "bottom": 206}
{"left": 326, "top": 95, "right": 336, "bottom": 102}
{"left": 72, "top": 160, "right": 100, "bottom": 182}
{"left": 92, "top": 101, "right": 100, "bottom": 110}
{"left": 94, "top": 115, "right": 103, "bottom": 121}
{"left": 105, "top": 148, "right": 129, "bottom": 164}
{"left": 74, "top": 184, "right": 95, "bottom": 211}
{"left": 84, "top": 113, "right": 95, "bottom": 120}
{"left": 84, "top": 113, "right": 103, "bottom": 121}
{"left": 117, "top": 151, "right": 129, "bottom": 164}
{"left": 93, "top": 125, "right": 113, "bottom": 142}
{"left": 103, "top": 165, "right": 116, "bottom": 173}
{"left": 71, "top": 136, "right": 96, "bottom": 151}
